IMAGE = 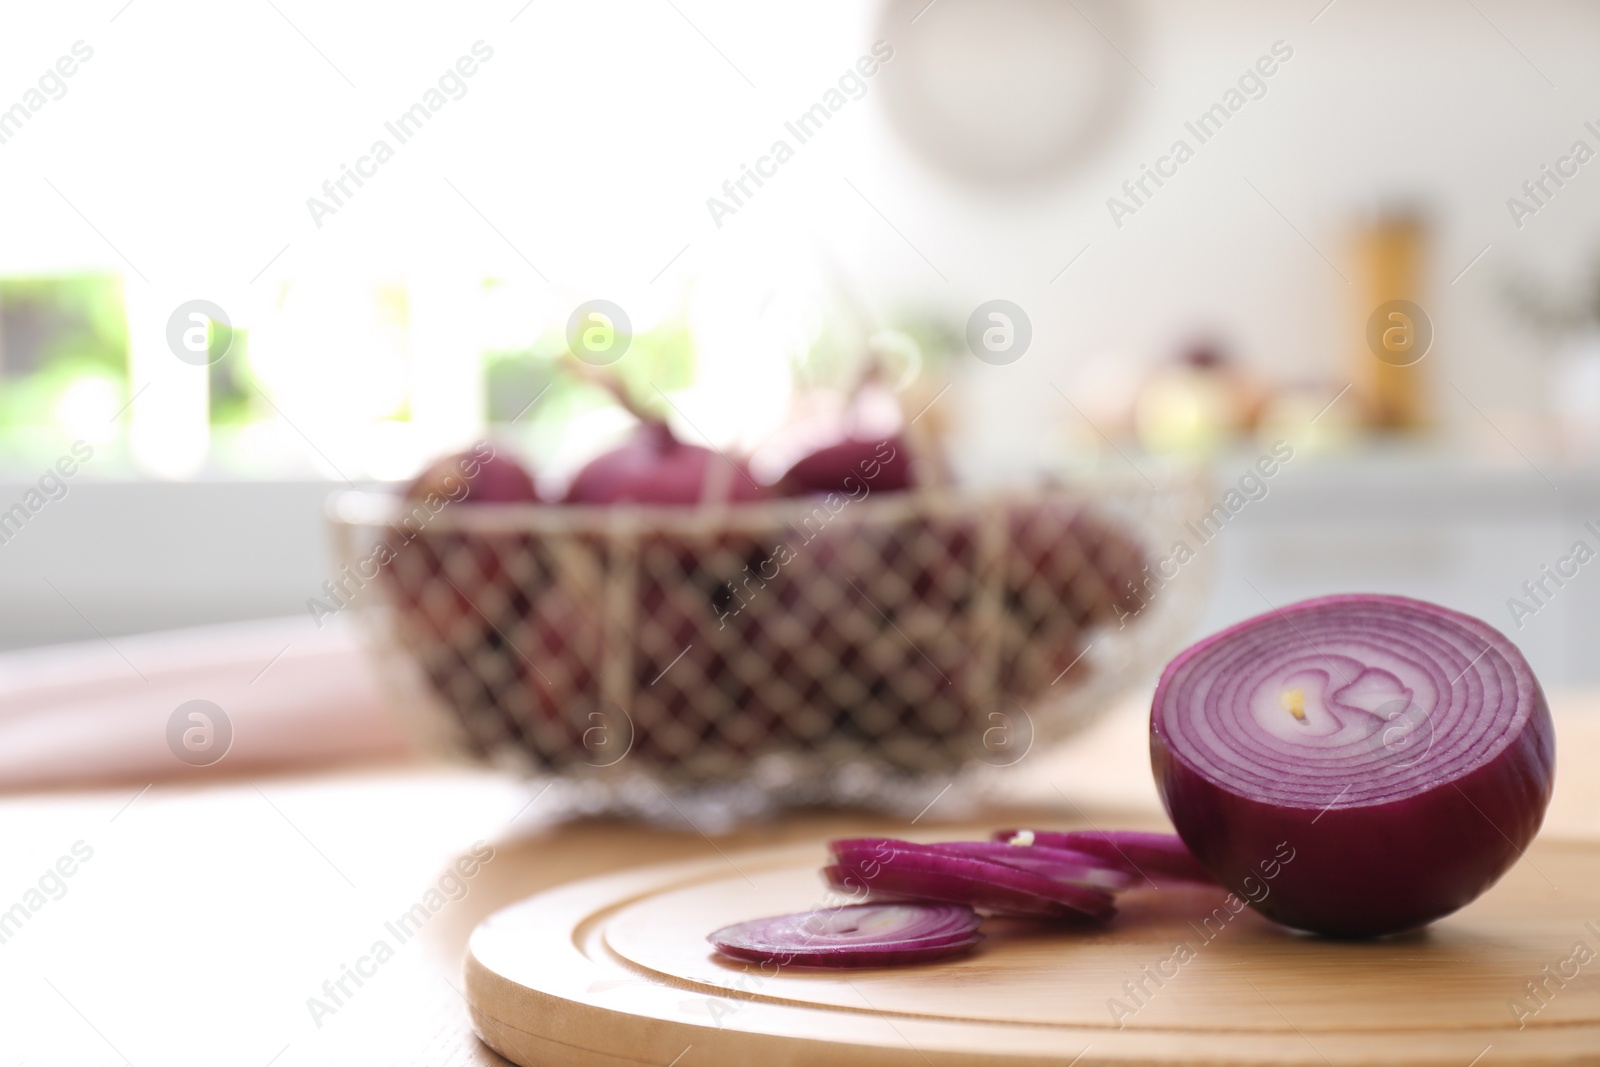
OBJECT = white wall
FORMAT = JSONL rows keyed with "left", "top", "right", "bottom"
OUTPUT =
{"left": 0, "top": 480, "right": 341, "bottom": 649}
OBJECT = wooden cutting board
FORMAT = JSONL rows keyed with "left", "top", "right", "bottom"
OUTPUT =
{"left": 465, "top": 837, "right": 1600, "bottom": 1066}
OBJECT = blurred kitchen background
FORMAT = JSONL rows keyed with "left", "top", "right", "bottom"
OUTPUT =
{"left": 3, "top": 0, "right": 1600, "bottom": 683}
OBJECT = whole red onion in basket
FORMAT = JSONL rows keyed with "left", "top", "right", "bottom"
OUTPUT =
{"left": 999, "top": 501, "right": 1147, "bottom": 693}
{"left": 384, "top": 448, "right": 544, "bottom": 745}
{"left": 395, "top": 448, "right": 539, "bottom": 595}
{"left": 627, "top": 530, "right": 785, "bottom": 768}
{"left": 565, "top": 421, "right": 765, "bottom": 505}
{"left": 405, "top": 445, "right": 541, "bottom": 505}
{"left": 1007, "top": 501, "right": 1146, "bottom": 627}
{"left": 775, "top": 435, "right": 913, "bottom": 497}
{"left": 1152, "top": 593, "right": 1555, "bottom": 937}
{"left": 550, "top": 367, "right": 779, "bottom": 763}
{"left": 750, "top": 507, "right": 981, "bottom": 766}
{"left": 386, "top": 448, "right": 538, "bottom": 637}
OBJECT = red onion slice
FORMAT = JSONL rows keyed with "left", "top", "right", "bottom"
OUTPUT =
{"left": 828, "top": 838, "right": 1116, "bottom": 922}
{"left": 1151, "top": 593, "right": 1555, "bottom": 937}
{"left": 919, "top": 839, "right": 1134, "bottom": 891}
{"left": 709, "top": 902, "right": 982, "bottom": 967}
{"left": 992, "top": 829, "right": 1215, "bottom": 887}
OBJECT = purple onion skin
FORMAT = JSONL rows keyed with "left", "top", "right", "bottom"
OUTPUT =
{"left": 406, "top": 448, "right": 540, "bottom": 505}
{"left": 712, "top": 934, "right": 982, "bottom": 969}
{"left": 565, "top": 421, "right": 765, "bottom": 506}
{"left": 775, "top": 435, "right": 912, "bottom": 497}
{"left": 1151, "top": 594, "right": 1556, "bottom": 939}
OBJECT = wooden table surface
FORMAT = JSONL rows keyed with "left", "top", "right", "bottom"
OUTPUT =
{"left": 4, "top": 688, "right": 1597, "bottom": 1067}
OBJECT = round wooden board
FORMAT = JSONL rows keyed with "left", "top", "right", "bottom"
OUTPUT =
{"left": 465, "top": 837, "right": 1600, "bottom": 1066}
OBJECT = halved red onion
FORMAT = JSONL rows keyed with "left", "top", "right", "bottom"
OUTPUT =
{"left": 828, "top": 838, "right": 1116, "bottom": 922}
{"left": 1152, "top": 593, "right": 1555, "bottom": 937}
{"left": 709, "top": 902, "right": 982, "bottom": 967}
{"left": 920, "top": 839, "right": 1133, "bottom": 891}
{"left": 991, "top": 829, "right": 1215, "bottom": 887}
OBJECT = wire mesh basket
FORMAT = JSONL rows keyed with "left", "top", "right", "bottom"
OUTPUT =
{"left": 329, "top": 468, "right": 1213, "bottom": 826}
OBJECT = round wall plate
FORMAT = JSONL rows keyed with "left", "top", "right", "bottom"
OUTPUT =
{"left": 875, "top": 0, "right": 1135, "bottom": 185}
